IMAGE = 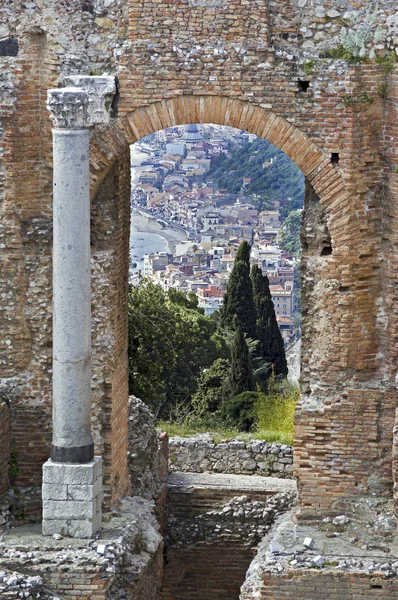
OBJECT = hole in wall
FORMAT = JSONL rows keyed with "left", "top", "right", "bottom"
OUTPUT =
{"left": 321, "top": 245, "right": 332, "bottom": 256}
{"left": 331, "top": 153, "right": 340, "bottom": 165}
{"left": 82, "top": 1, "right": 94, "bottom": 13}
{"left": 298, "top": 81, "right": 310, "bottom": 93}
{"left": 370, "top": 584, "right": 383, "bottom": 589}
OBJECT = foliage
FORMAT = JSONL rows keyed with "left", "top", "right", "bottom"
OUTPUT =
{"left": 255, "top": 372, "right": 299, "bottom": 446}
{"left": 220, "top": 242, "right": 257, "bottom": 339}
{"left": 158, "top": 420, "right": 242, "bottom": 442}
{"left": 324, "top": 43, "right": 365, "bottom": 64}
{"left": 339, "top": 9, "right": 378, "bottom": 61}
{"left": 342, "top": 93, "right": 374, "bottom": 108}
{"left": 207, "top": 138, "right": 304, "bottom": 213}
{"left": 377, "top": 82, "right": 388, "bottom": 99}
{"left": 251, "top": 265, "right": 288, "bottom": 379}
{"left": 128, "top": 280, "right": 229, "bottom": 418}
{"left": 223, "top": 323, "right": 256, "bottom": 401}
{"left": 189, "top": 358, "right": 231, "bottom": 419}
{"left": 221, "top": 391, "right": 259, "bottom": 432}
{"left": 158, "top": 419, "right": 293, "bottom": 445}
{"left": 303, "top": 59, "right": 315, "bottom": 76}
{"left": 375, "top": 51, "right": 397, "bottom": 73}
{"left": 279, "top": 209, "right": 302, "bottom": 256}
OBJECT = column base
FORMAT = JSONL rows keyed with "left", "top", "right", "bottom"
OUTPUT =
{"left": 42, "top": 456, "right": 102, "bottom": 538}
{"left": 51, "top": 442, "right": 94, "bottom": 464}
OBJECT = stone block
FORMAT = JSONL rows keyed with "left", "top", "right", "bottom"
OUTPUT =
{"left": 42, "top": 518, "right": 99, "bottom": 538}
{"left": 95, "top": 492, "right": 103, "bottom": 514}
{"left": 42, "top": 483, "right": 67, "bottom": 500}
{"left": 42, "top": 457, "right": 102, "bottom": 485}
{"left": 43, "top": 499, "right": 96, "bottom": 520}
{"left": 303, "top": 537, "right": 315, "bottom": 549}
{"left": 313, "top": 555, "right": 324, "bottom": 568}
{"left": 66, "top": 478, "right": 102, "bottom": 501}
{"left": 70, "top": 516, "right": 101, "bottom": 538}
{"left": 42, "top": 519, "right": 69, "bottom": 537}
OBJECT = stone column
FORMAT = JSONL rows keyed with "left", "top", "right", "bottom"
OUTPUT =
{"left": 42, "top": 77, "right": 116, "bottom": 538}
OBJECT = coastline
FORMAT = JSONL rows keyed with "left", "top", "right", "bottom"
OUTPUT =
{"left": 130, "top": 208, "right": 187, "bottom": 254}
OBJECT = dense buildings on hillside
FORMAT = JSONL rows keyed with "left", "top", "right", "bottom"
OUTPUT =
{"left": 131, "top": 125, "right": 302, "bottom": 344}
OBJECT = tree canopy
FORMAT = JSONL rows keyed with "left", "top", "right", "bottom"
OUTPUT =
{"left": 128, "top": 280, "right": 229, "bottom": 418}
{"left": 251, "top": 265, "right": 288, "bottom": 378}
{"left": 223, "top": 321, "right": 255, "bottom": 400}
{"left": 279, "top": 209, "right": 302, "bottom": 256}
{"left": 207, "top": 138, "right": 304, "bottom": 214}
{"left": 220, "top": 241, "right": 257, "bottom": 339}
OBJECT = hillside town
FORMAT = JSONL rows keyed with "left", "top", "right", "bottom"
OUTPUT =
{"left": 131, "top": 124, "right": 301, "bottom": 345}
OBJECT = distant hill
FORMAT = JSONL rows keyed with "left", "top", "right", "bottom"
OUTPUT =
{"left": 207, "top": 137, "right": 304, "bottom": 218}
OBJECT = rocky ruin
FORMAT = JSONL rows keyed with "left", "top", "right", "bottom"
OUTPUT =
{"left": 1, "top": 0, "right": 398, "bottom": 597}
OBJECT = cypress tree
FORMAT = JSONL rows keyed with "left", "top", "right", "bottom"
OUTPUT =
{"left": 234, "top": 239, "right": 251, "bottom": 264}
{"left": 224, "top": 321, "right": 255, "bottom": 399}
{"left": 220, "top": 241, "right": 257, "bottom": 339}
{"left": 251, "top": 264, "right": 288, "bottom": 378}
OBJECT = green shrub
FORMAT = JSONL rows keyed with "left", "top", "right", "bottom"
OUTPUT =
{"left": 322, "top": 44, "right": 364, "bottom": 64}
{"left": 255, "top": 375, "right": 299, "bottom": 446}
{"left": 375, "top": 52, "right": 396, "bottom": 74}
{"left": 303, "top": 59, "right": 315, "bottom": 76}
{"left": 221, "top": 391, "right": 260, "bottom": 432}
{"left": 189, "top": 358, "right": 231, "bottom": 420}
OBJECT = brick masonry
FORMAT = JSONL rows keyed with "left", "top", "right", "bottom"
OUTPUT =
{"left": 0, "top": 400, "right": 10, "bottom": 495}
{"left": 0, "top": 0, "right": 398, "bottom": 526}
{"left": 161, "top": 546, "right": 255, "bottom": 600}
{"left": 242, "top": 570, "right": 398, "bottom": 600}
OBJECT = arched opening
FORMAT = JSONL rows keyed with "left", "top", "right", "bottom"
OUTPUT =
{"left": 89, "top": 95, "right": 389, "bottom": 519}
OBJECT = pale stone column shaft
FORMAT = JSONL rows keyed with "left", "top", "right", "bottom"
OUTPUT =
{"left": 52, "top": 127, "right": 93, "bottom": 463}
{"left": 43, "top": 78, "right": 116, "bottom": 538}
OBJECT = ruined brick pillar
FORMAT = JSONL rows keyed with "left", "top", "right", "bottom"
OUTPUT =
{"left": 42, "top": 77, "right": 116, "bottom": 538}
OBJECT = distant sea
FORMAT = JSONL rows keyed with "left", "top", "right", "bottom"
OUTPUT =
{"left": 130, "top": 210, "right": 187, "bottom": 274}
{"left": 130, "top": 145, "right": 187, "bottom": 274}
{"left": 130, "top": 219, "right": 169, "bottom": 273}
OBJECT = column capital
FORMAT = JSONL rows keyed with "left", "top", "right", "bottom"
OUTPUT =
{"left": 47, "top": 76, "right": 116, "bottom": 129}
{"left": 47, "top": 87, "right": 89, "bottom": 129}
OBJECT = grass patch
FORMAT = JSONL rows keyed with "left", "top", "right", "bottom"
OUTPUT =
{"left": 158, "top": 376, "right": 298, "bottom": 446}
{"left": 157, "top": 420, "right": 294, "bottom": 445}
{"left": 157, "top": 420, "right": 241, "bottom": 441}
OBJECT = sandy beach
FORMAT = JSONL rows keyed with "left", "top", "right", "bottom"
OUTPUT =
{"left": 130, "top": 209, "right": 187, "bottom": 255}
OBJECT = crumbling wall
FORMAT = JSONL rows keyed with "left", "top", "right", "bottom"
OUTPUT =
{"left": 128, "top": 396, "right": 161, "bottom": 499}
{"left": 169, "top": 435, "right": 293, "bottom": 478}
{"left": 162, "top": 482, "right": 295, "bottom": 600}
{"left": 1, "top": 0, "right": 398, "bottom": 516}
{"left": 0, "top": 496, "right": 164, "bottom": 600}
{"left": 242, "top": 569, "right": 398, "bottom": 600}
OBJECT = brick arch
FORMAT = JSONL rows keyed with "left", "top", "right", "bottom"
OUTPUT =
{"left": 119, "top": 96, "right": 350, "bottom": 230}
{"left": 89, "top": 95, "right": 354, "bottom": 248}
{"left": 89, "top": 94, "right": 389, "bottom": 515}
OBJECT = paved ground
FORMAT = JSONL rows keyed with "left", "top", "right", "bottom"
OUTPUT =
{"left": 168, "top": 471, "right": 297, "bottom": 494}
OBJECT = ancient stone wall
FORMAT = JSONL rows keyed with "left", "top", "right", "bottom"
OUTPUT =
{"left": 162, "top": 472, "right": 295, "bottom": 600}
{"left": 169, "top": 436, "right": 293, "bottom": 477}
{"left": 0, "top": 400, "right": 10, "bottom": 495}
{"left": 0, "top": 496, "right": 164, "bottom": 600}
{"left": 1, "top": 0, "right": 398, "bottom": 519}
